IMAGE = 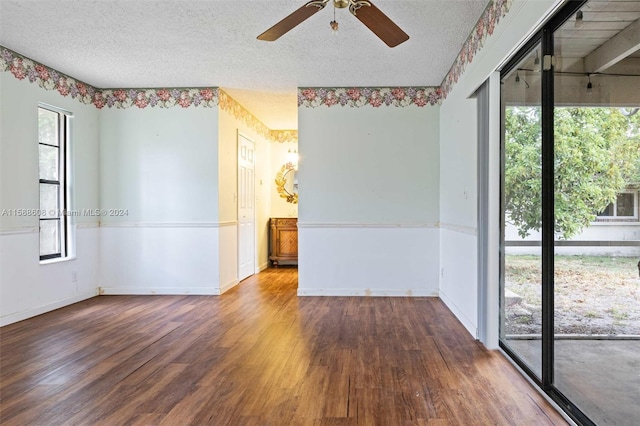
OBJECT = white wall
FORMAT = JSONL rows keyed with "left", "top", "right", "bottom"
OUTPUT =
{"left": 298, "top": 106, "right": 440, "bottom": 296}
{"left": 255, "top": 137, "right": 271, "bottom": 272}
{"left": 99, "top": 106, "right": 222, "bottom": 294}
{"left": 270, "top": 141, "right": 298, "bottom": 219}
{"left": 438, "top": 0, "right": 559, "bottom": 338}
{"left": 439, "top": 92, "right": 480, "bottom": 337}
{"left": 0, "top": 74, "right": 100, "bottom": 325}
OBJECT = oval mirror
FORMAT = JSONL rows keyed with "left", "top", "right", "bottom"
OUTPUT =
{"left": 275, "top": 163, "right": 298, "bottom": 204}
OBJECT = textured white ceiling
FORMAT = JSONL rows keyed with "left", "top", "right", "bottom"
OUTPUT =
{"left": 0, "top": 0, "right": 489, "bottom": 129}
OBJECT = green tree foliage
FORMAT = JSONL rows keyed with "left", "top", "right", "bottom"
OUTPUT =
{"left": 505, "top": 107, "right": 640, "bottom": 239}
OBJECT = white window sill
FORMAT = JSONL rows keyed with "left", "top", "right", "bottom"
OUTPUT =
{"left": 40, "top": 256, "right": 77, "bottom": 265}
{"left": 592, "top": 220, "right": 639, "bottom": 226}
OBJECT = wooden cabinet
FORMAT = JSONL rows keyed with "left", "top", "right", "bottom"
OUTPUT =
{"left": 269, "top": 218, "right": 298, "bottom": 267}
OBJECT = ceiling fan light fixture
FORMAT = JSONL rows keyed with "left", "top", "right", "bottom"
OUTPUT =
{"left": 257, "top": 0, "right": 409, "bottom": 47}
{"left": 330, "top": 3, "right": 339, "bottom": 33}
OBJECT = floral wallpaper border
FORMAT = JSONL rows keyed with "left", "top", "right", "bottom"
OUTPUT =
{"left": 440, "top": 0, "right": 514, "bottom": 98}
{"left": 298, "top": 0, "right": 515, "bottom": 107}
{"left": 2, "top": 0, "right": 513, "bottom": 114}
{"left": 1, "top": 47, "right": 295, "bottom": 142}
{"left": 1, "top": 47, "right": 102, "bottom": 108}
{"left": 0, "top": 47, "right": 220, "bottom": 110}
{"left": 270, "top": 129, "right": 298, "bottom": 144}
{"left": 298, "top": 87, "right": 443, "bottom": 108}
{"left": 100, "top": 87, "right": 218, "bottom": 109}
{"left": 219, "top": 90, "right": 297, "bottom": 143}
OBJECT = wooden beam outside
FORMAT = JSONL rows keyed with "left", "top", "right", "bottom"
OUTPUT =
{"left": 585, "top": 18, "right": 640, "bottom": 73}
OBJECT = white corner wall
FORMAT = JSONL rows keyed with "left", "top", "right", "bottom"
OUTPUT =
{"left": 0, "top": 74, "right": 100, "bottom": 326}
{"left": 298, "top": 106, "right": 440, "bottom": 296}
{"left": 99, "top": 106, "right": 222, "bottom": 294}
{"left": 439, "top": 0, "right": 559, "bottom": 339}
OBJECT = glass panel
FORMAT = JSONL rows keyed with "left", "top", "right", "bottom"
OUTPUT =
{"left": 39, "top": 219, "right": 60, "bottom": 256}
{"left": 38, "top": 108, "right": 58, "bottom": 146}
{"left": 616, "top": 193, "right": 634, "bottom": 217}
{"left": 501, "top": 42, "right": 543, "bottom": 379}
{"left": 554, "top": 3, "right": 640, "bottom": 424}
{"left": 39, "top": 183, "right": 59, "bottom": 218}
{"left": 39, "top": 144, "right": 59, "bottom": 181}
{"left": 598, "top": 203, "right": 614, "bottom": 217}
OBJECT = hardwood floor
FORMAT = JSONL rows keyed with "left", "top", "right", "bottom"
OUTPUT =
{"left": 0, "top": 268, "right": 567, "bottom": 425}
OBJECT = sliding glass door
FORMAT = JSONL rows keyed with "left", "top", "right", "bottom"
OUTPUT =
{"left": 552, "top": 4, "right": 640, "bottom": 424}
{"left": 500, "top": 42, "right": 544, "bottom": 380}
{"left": 500, "top": 1, "right": 640, "bottom": 424}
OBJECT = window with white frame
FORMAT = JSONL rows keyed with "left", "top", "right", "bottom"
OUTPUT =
{"left": 38, "top": 105, "right": 70, "bottom": 260}
{"left": 597, "top": 191, "right": 638, "bottom": 220}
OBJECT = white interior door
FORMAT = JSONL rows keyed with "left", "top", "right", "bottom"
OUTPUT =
{"left": 238, "top": 133, "right": 256, "bottom": 281}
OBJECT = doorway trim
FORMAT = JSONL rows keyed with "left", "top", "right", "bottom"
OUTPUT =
{"left": 477, "top": 72, "right": 501, "bottom": 349}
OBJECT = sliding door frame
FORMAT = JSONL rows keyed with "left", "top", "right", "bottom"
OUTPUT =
{"left": 499, "top": 1, "right": 595, "bottom": 425}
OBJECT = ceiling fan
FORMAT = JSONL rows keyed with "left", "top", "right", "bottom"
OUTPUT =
{"left": 257, "top": 0, "right": 409, "bottom": 48}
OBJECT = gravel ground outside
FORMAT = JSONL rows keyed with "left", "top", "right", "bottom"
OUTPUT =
{"left": 504, "top": 255, "right": 640, "bottom": 335}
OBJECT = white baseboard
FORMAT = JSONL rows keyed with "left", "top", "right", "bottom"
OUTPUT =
{"left": 218, "top": 279, "right": 239, "bottom": 294}
{"left": 258, "top": 261, "right": 270, "bottom": 272}
{"left": 99, "top": 287, "right": 221, "bottom": 295}
{"left": 297, "top": 288, "right": 439, "bottom": 297}
{"left": 439, "top": 290, "right": 478, "bottom": 338}
{"left": 0, "top": 290, "right": 98, "bottom": 327}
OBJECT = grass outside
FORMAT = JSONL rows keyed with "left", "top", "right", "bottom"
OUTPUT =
{"left": 505, "top": 255, "right": 640, "bottom": 335}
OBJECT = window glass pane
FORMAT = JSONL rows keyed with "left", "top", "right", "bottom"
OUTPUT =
{"left": 599, "top": 203, "right": 614, "bottom": 217}
{"left": 40, "top": 183, "right": 59, "bottom": 218}
{"left": 616, "top": 193, "right": 634, "bottom": 217}
{"left": 39, "top": 220, "right": 60, "bottom": 256}
{"left": 38, "top": 108, "right": 59, "bottom": 146}
{"left": 500, "top": 42, "right": 543, "bottom": 380}
{"left": 553, "top": 4, "right": 640, "bottom": 425}
{"left": 39, "top": 144, "right": 59, "bottom": 181}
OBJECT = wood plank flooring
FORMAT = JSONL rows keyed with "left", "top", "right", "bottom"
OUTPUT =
{"left": 0, "top": 268, "right": 568, "bottom": 425}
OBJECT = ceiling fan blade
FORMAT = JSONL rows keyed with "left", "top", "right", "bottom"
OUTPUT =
{"left": 258, "top": 1, "right": 328, "bottom": 42}
{"left": 351, "top": 1, "right": 409, "bottom": 48}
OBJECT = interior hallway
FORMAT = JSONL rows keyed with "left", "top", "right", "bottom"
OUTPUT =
{"left": 0, "top": 268, "right": 567, "bottom": 425}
